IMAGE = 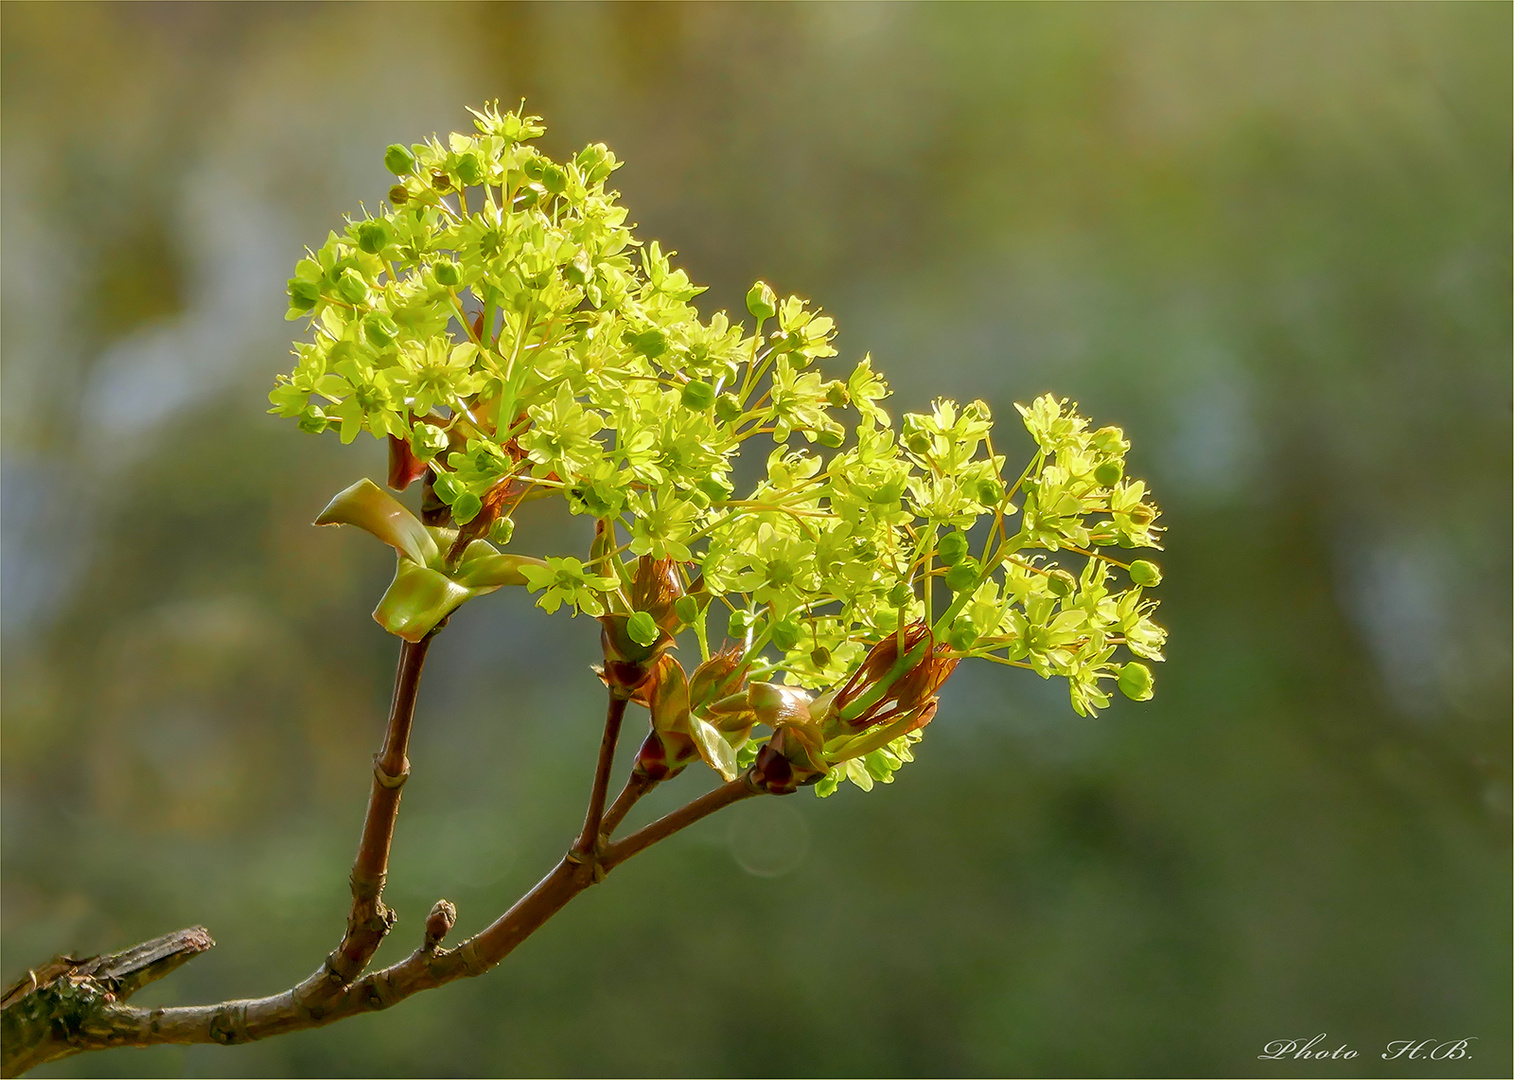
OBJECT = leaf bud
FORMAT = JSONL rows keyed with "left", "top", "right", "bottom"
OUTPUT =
{"left": 357, "top": 220, "right": 390, "bottom": 255}
{"left": 489, "top": 515, "right": 515, "bottom": 546}
{"left": 384, "top": 144, "right": 417, "bottom": 175}
{"left": 944, "top": 559, "right": 980, "bottom": 594}
{"left": 433, "top": 260, "right": 461, "bottom": 287}
{"left": 714, "top": 393, "right": 744, "bottom": 424}
{"left": 1094, "top": 460, "right": 1124, "bottom": 487}
{"left": 1117, "top": 661, "right": 1154, "bottom": 702}
{"left": 387, "top": 184, "right": 410, "bottom": 206}
{"left": 1128, "top": 559, "right": 1162, "bottom": 587}
{"left": 335, "top": 268, "right": 370, "bottom": 306}
{"left": 627, "top": 610, "right": 660, "bottom": 648}
{"left": 886, "top": 581, "right": 913, "bottom": 608}
{"left": 936, "top": 531, "right": 969, "bottom": 566}
{"left": 1047, "top": 569, "right": 1077, "bottom": 597}
{"left": 746, "top": 281, "right": 778, "bottom": 320}
{"left": 287, "top": 278, "right": 319, "bottom": 311}
{"left": 680, "top": 379, "right": 716, "bottom": 411}
{"left": 423, "top": 899, "right": 457, "bottom": 950}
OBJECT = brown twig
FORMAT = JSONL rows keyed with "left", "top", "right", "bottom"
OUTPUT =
{"left": 1, "top": 772, "right": 762, "bottom": 1074}
{"left": 323, "top": 634, "right": 433, "bottom": 987}
{"left": 572, "top": 691, "right": 628, "bottom": 860}
{"left": 602, "top": 775, "right": 761, "bottom": 872}
{"left": 600, "top": 769, "right": 658, "bottom": 838}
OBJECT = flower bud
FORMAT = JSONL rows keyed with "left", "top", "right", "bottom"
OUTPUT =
{"left": 363, "top": 312, "right": 398, "bottom": 349}
{"left": 410, "top": 422, "right": 449, "bottom": 463}
{"left": 696, "top": 475, "right": 732, "bottom": 503}
{"left": 1117, "top": 661, "right": 1153, "bottom": 701}
{"left": 455, "top": 154, "right": 484, "bottom": 186}
{"left": 746, "top": 281, "right": 777, "bottom": 320}
{"left": 433, "top": 260, "right": 461, "bottom": 287}
{"left": 944, "top": 559, "right": 980, "bottom": 594}
{"left": 627, "top": 610, "right": 660, "bottom": 648}
{"left": 770, "top": 617, "right": 801, "bottom": 652}
{"left": 388, "top": 184, "right": 411, "bottom": 206}
{"left": 936, "top": 531, "right": 969, "bottom": 566}
{"left": 541, "top": 163, "right": 567, "bottom": 194}
{"left": 817, "top": 428, "right": 845, "bottom": 449}
{"left": 1128, "top": 559, "right": 1161, "bottom": 587}
{"left": 357, "top": 220, "right": 390, "bottom": 255}
{"left": 681, "top": 379, "right": 715, "bottom": 411}
{"left": 810, "top": 645, "right": 832, "bottom": 668}
{"left": 948, "top": 623, "right": 979, "bottom": 650}
{"left": 689, "top": 646, "right": 748, "bottom": 712}
{"left": 430, "top": 170, "right": 452, "bottom": 191}
{"left": 976, "top": 478, "right": 1004, "bottom": 506}
{"left": 385, "top": 144, "right": 417, "bottom": 175}
{"left": 335, "top": 268, "right": 369, "bottom": 306}
{"left": 673, "top": 594, "right": 700, "bottom": 627}
{"left": 1094, "top": 460, "right": 1123, "bottom": 487}
{"left": 714, "top": 393, "right": 744, "bottom": 424}
{"left": 451, "top": 491, "right": 482, "bottom": 525}
{"left": 489, "top": 515, "right": 515, "bottom": 546}
{"left": 298, "top": 408, "right": 329, "bottom": 434}
{"left": 287, "top": 278, "right": 320, "bottom": 311}
{"left": 1047, "top": 569, "right": 1077, "bottom": 597}
{"left": 751, "top": 723, "right": 828, "bottom": 795}
{"left": 728, "top": 609, "right": 753, "bottom": 639}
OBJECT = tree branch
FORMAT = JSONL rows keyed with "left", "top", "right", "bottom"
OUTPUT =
{"left": 324, "top": 634, "right": 433, "bottom": 987}
{"left": 571, "top": 691, "right": 628, "bottom": 861}
{"left": 0, "top": 729, "right": 761, "bottom": 1076}
{"left": 599, "top": 769, "right": 658, "bottom": 839}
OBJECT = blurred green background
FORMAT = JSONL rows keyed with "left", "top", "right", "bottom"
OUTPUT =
{"left": 3, "top": 3, "right": 1509, "bottom": 1077}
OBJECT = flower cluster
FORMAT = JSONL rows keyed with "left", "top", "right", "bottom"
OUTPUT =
{"left": 276, "top": 104, "right": 1167, "bottom": 796}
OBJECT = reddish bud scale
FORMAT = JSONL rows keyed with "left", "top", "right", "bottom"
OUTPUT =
{"left": 629, "top": 555, "right": 685, "bottom": 633}
{"left": 388, "top": 435, "right": 429, "bottom": 492}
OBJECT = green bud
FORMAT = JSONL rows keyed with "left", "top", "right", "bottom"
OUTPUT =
{"left": 627, "top": 611, "right": 660, "bottom": 648}
{"left": 287, "top": 278, "right": 320, "bottom": 311}
{"left": 1047, "top": 569, "right": 1077, "bottom": 597}
{"left": 976, "top": 478, "right": 1004, "bottom": 506}
{"left": 488, "top": 516, "right": 515, "bottom": 546}
{"left": 944, "top": 559, "right": 980, "bottom": 594}
{"left": 948, "top": 623, "right": 979, "bottom": 651}
{"left": 816, "top": 428, "right": 845, "bottom": 449}
{"left": 826, "top": 383, "right": 848, "bottom": 408}
{"left": 298, "top": 408, "right": 329, "bottom": 434}
{"left": 433, "top": 260, "right": 461, "bottom": 287}
{"left": 1128, "top": 559, "right": 1162, "bottom": 587}
{"left": 746, "top": 281, "right": 777, "bottom": 320}
{"left": 887, "top": 581, "right": 913, "bottom": 608}
{"left": 810, "top": 646, "right": 831, "bottom": 668}
{"left": 714, "top": 393, "right": 744, "bottom": 424}
{"left": 410, "top": 422, "right": 448, "bottom": 462}
{"left": 728, "top": 609, "right": 753, "bottom": 638}
{"left": 674, "top": 594, "right": 700, "bottom": 627}
{"left": 681, "top": 379, "right": 715, "bottom": 411}
{"left": 1094, "top": 460, "right": 1124, "bottom": 487}
{"left": 455, "top": 154, "right": 483, "bottom": 186}
{"left": 451, "top": 491, "right": 482, "bottom": 525}
{"left": 541, "top": 163, "right": 567, "bottom": 194}
{"left": 335, "top": 268, "right": 369, "bottom": 306}
{"left": 363, "top": 312, "right": 398, "bottom": 349}
{"left": 1117, "top": 662, "right": 1154, "bottom": 702}
{"left": 387, "top": 184, "right": 410, "bottom": 206}
{"left": 1130, "top": 504, "right": 1156, "bottom": 526}
{"left": 384, "top": 144, "right": 416, "bottom": 175}
{"left": 357, "top": 220, "right": 390, "bottom": 255}
{"left": 430, "top": 170, "right": 452, "bottom": 191}
{"left": 1091, "top": 426, "right": 1128, "bottom": 455}
{"left": 936, "top": 531, "right": 969, "bottom": 566}
{"left": 904, "top": 430, "right": 931, "bottom": 455}
{"left": 771, "top": 618, "right": 801, "bottom": 652}
{"left": 696, "top": 475, "right": 731, "bottom": 503}
{"left": 522, "top": 156, "right": 545, "bottom": 180}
